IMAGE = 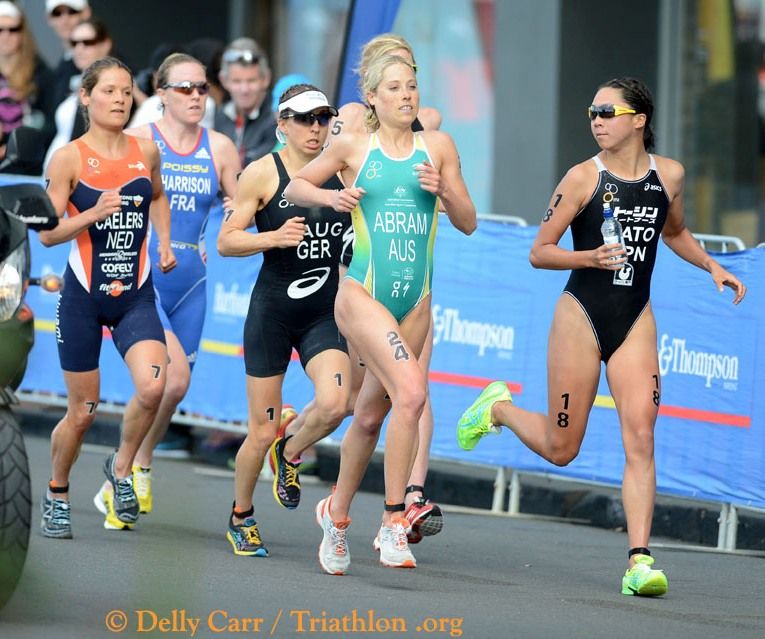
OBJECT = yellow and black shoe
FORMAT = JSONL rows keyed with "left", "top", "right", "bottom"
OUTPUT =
{"left": 226, "top": 514, "right": 268, "bottom": 557}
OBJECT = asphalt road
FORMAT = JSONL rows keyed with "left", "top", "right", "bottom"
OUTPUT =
{"left": 1, "top": 430, "right": 764, "bottom": 639}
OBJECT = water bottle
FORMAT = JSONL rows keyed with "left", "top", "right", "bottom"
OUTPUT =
{"left": 600, "top": 202, "right": 625, "bottom": 258}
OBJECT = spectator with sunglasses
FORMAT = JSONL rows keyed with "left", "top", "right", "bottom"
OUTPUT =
{"left": 91, "top": 53, "right": 240, "bottom": 526}
{"left": 217, "top": 84, "right": 351, "bottom": 557}
{"left": 0, "top": 1, "right": 55, "bottom": 155}
{"left": 458, "top": 77, "right": 746, "bottom": 597}
{"left": 214, "top": 37, "right": 274, "bottom": 168}
{"left": 43, "top": 17, "right": 113, "bottom": 168}
{"left": 45, "top": 0, "right": 90, "bottom": 112}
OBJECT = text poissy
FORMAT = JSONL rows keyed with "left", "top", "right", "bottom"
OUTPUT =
{"left": 658, "top": 334, "right": 739, "bottom": 388}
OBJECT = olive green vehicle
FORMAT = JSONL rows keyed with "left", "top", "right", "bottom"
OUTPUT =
{"left": 0, "top": 128, "right": 60, "bottom": 610}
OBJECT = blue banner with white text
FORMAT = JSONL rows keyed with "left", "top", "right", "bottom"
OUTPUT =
{"left": 21, "top": 210, "right": 765, "bottom": 509}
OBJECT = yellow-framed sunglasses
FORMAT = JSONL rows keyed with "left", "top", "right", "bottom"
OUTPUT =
{"left": 587, "top": 104, "right": 637, "bottom": 121}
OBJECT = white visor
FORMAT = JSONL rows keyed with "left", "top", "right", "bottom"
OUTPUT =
{"left": 278, "top": 90, "right": 338, "bottom": 116}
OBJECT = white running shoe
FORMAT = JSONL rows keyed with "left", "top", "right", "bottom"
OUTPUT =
{"left": 93, "top": 483, "right": 108, "bottom": 515}
{"left": 375, "top": 517, "right": 416, "bottom": 568}
{"left": 315, "top": 495, "right": 351, "bottom": 575}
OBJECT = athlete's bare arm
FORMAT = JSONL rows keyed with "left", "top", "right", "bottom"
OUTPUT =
{"left": 39, "top": 144, "right": 122, "bottom": 247}
{"left": 419, "top": 131, "right": 475, "bottom": 234}
{"left": 658, "top": 156, "right": 746, "bottom": 303}
{"left": 217, "top": 155, "right": 303, "bottom": 257}
{"left": 209, "top": 130, "right": 242, "bottom": 198}
{"left": 284, "top": 133, "right": 366, "bottom": 212}
{"left": 140, "top": 138, "right": 176, "bottom": 273}
{"left": 530, "top": 160, "right": 625, "bottom": 271}
{"left": 329, "top": 103, "right": 366, "bottom": 139}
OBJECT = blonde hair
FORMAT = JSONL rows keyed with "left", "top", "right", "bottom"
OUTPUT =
{"left": 5, "top": 15, "right": 39, "bottom": 101}
{"left": 361, "top": 54, "right": 415, "bottom": 131}
{"left": 156, "top": 53, "right": 204, "bottom": 89}
{"left": 356, "top": 33, "right": 414, "bottom": 83}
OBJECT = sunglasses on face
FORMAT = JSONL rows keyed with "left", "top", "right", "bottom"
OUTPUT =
{"left": 587, "top": 104, "right": 637, "bottom": 121}
{"left": 281, "top": 111, "right": 333, "bottom": 126}
{"left": 161, "top": 81, "right": 210, "bottom": 96}
{"left": 222, "top": 49, "right": 261, "bottom": 65}
{"left": 50, "top": 7, "right": 82, "bottom": 18}
{"left": 70, "top": 37, "right": 102, "bottom": 47}
{"left": 0, "top": 25, "right": 22, "bottom": 34}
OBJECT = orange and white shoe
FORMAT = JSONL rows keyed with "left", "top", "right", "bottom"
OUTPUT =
{"left": 374, "top": 517, "right": 416, "bottom": 568}
{"left": 315, "top": 494, "right": 351, "bottom": 575}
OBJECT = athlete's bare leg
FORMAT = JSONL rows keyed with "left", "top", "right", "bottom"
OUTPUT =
{"left": 282, "top": 349, "right": 350, "bottom": 461}
{"left": 328, "top": 281, "right": 430, "bottom": 527}
{"left": 134, "top": 330, "right": 190, "bottom": 468}
{"left": 490, "top": 294, "right": 600, "bottom": 463}
{"left": 605, "top": 306, "right": 660, "bottom": 566}
{"left": 232, "top": 374, "right": 284, "bottom": 522}
{"left": 115, "top": 340, "right": 168, "bottom": 477}
{"left": 405, "top": 316, "right": 434, "bottom": 506}
{"left": 49, "top": 369, "right": 101, "bottom": 499}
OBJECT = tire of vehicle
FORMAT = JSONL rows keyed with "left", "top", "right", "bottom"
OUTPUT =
{"left": 0, "top": 406, "right": 31, "bottom": 610}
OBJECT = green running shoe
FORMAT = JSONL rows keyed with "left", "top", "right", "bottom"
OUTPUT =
{"left": 457, "top": 381, "right": 513, "bottom": 450}
{"left": 621, "top": 554, "right": 668, "bottom": 596}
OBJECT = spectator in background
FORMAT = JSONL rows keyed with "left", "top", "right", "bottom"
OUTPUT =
{"left": 45, "top": 0, "right": 90, "bottom": 111}
{"left": 128, "top": 42, "right": 187, "bottom": 128}
{"left": 214, "top": 37, "right": 274, "bottom": 167}
{"left": 186, "top": 37, "right": 225, "bottom": 114}
{"left": 0, "top": 1, "right": 54, "bottom": 155}
{"left": 44, "top": 17, "right": 112, "bottom": 168}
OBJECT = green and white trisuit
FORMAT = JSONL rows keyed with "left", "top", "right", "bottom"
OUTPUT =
{"left": 347, "top": 132, "right": 438, "bottom": 322}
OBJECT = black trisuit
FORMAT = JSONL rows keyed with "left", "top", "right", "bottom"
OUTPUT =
{"left": 243, "top": 153, "right": 351, "bottom": 376}
{"left": 563, "top": 154, "right": 670, "bottom": 362}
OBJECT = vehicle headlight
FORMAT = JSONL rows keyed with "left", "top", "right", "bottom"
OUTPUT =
{"left": 0, "top": 242, "right": 30, "bottom": 321}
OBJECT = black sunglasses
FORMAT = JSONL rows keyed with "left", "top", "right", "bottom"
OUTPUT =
{"left": 69, "top": 37, "right": 103, "bottom": 47}
{"left": 0, "top": 26, "right": 22, "bottom": 34}
{"left": 222, "top": 49, "right": 261, "bottom": 65}
{"left": 587, "top": 104, "right": 637, "bottom": 121}
{"left": 161, "top": 81, "right": 210, "bottom": 96}
{"left": 51, "top": 7, "right": 82, "bottom": 18}
{"left": 281, "top": 112, "right": 333, "bottom": 127}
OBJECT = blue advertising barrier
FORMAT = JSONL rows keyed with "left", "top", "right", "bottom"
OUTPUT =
{"left": 21, "top": 204, "right": 765, "bottom": 510}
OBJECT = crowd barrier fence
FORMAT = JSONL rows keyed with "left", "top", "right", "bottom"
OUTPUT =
{"left": 9, "top": 173, "right": 764, "bottom": 551}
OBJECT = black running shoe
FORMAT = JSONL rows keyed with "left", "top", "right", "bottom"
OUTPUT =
{"left": 269, "top": 436, "right": 301, "bottom": 510}
{"left": 103, "top": 452, "right": 139, "bottom": 524}
{"left": 226, "top": 515, "right": 268, "bottom": 557}
{"left": 40, "top": 494, "right": 72, "bottom": 539}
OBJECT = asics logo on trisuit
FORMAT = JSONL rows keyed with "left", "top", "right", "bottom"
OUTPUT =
{"left": 287, "top": 267, "right": 330, "bottom": 299}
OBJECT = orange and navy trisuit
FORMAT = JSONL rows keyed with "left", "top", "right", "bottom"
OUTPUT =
{"left": 55, "top": 136, "right": 165, "bottom": 372}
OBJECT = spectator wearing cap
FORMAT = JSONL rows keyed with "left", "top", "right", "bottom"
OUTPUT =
{"left": 0, "top": 1, "right": 54, "bottom": 154}
{"left": 45, "top": 0, "right": 90, "bottom": 111}
{"left": 214, "top": 37, "right": 274, "bottom": 167}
